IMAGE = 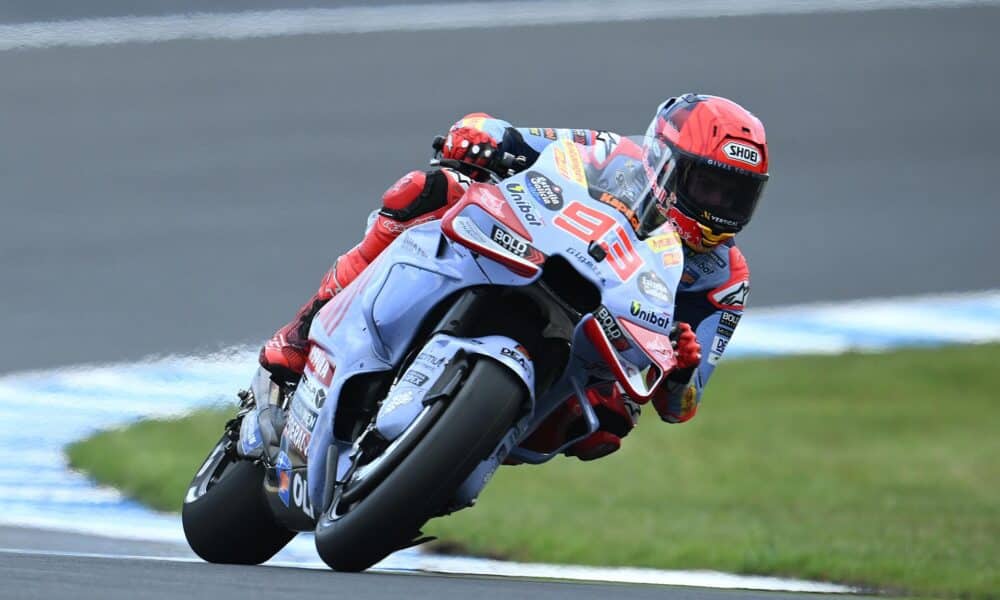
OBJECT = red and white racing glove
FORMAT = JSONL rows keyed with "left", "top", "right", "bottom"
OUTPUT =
{"left": 671, "top": 321, "right": 701, "bottom": 370}
{"left": 443, "top": 126, "right": 499, "bottom": 177}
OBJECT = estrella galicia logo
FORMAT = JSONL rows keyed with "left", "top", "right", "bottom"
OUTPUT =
{"left": 637, "top": 271, "right": 673, "bottom": 307}
{"left": 524, "top": 171, "right": 564, "bottom": 211}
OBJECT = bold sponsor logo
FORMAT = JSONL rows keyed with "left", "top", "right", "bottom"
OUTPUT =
{"left": 402, "top": 370, "right": 429, "bottom": 387}
{"left": 489, "top": 226, "right": 546, "bottom": 266}
{"left": 720, "top": 311, "right": 741, "bottom": 329}
{"left": 716, "top": 324, "right": 734, "bottom": 337}
{"left": 596, "top": 192, "right": 640, "bottom": 230}
{"left": 637, "top": 270, "right": 673, "bottom": 307}
{"left": 500, "top": 346, "right": 529, "bottom": 369}
{"left": 491, "top": 225, "right": 530, "bottom": 257}
{"left": 528, "top": 127, "right": 542, "bottom": 137}
{"left": 594, "top": 305, "right": 629, "bottom": 351}
{"left": 292, "top": 472, "right": 314, "bottom": 519}
{"left": 629, "top": 300, "right": 670, "bottom": 329}
{"left": 524, "top": 171, "right": 564, "bottom": 210}
{"left": 711, "top": 280, "right": 750, "bottom": 310}
{"left": 505, "top": 182, "right": 543, "bottom": 227}
{"left": 722, "top": 141, "right": 761, "bottom": 166}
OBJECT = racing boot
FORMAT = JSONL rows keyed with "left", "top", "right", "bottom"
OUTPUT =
{"left": 259, "top": 265, "right": 342, "bottom": 385}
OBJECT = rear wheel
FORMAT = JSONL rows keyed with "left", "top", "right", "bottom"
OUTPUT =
{"left": 314, "top": 358, "right": 525, "bottom": 572}
{"left": 182, "top": 436, "right": 295, "bottom": 564}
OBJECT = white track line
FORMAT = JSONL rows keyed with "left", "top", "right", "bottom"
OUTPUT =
{"left": 1, "top": 0, "right": 998, "bottom": 51}
{"left": 0, "top": 547, "right": 854, "bottom": 592}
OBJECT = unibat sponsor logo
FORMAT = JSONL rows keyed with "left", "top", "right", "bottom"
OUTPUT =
{"left": 629, "top": 300, "right": 670, "bottom": 329}
{"left": 505, "top": 182, "right": 543, "bottom": 227}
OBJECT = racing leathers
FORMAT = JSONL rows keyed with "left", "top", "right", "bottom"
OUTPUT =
{"left": 260, "top": 114, "right": 747, "bottom": 457}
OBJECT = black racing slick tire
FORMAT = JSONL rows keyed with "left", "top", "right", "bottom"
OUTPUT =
{"left": 182, "top": 438, "right": 295, "bottom": 565}
{"left": 314, "top": 358, "right": 525, "bottom": 572}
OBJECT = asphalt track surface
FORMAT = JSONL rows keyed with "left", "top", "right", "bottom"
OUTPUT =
{"left": 0, "top": 4, "right": 996, "bottom": 598}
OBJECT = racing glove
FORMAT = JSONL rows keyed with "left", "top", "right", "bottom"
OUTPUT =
{"left": 671, "top": 321, "right": 701, "bottom": 370}
{"left": 442, "top": 126, "right": 500, "bottom": 180}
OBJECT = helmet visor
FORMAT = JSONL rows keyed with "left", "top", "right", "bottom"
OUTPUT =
{"left": 674, "top": 153, "right": 767, "bottom": 231}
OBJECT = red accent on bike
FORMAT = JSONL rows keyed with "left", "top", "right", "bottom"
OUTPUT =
{"left": 441, "top": 183, "right": 544, "bottom": 277}
{"left": 582, "top": 317, "right": 656, "bottom": 402}
{"left": 305, "top": 344, "right": 334, "bottom": 387}
{"left": 618, "top": 318, "right": 677, "bottom": 376}
{"left": 553, "top": 201, "right": 616, "bottom": 243}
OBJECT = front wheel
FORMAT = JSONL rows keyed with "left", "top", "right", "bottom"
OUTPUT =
{"left": 182, "top": 437, "right": 295, "bottom": 564}
{"left": 314, "top": 358, "right": 525, "bottom": 572}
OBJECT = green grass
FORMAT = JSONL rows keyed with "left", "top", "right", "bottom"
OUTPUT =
{"left": 67, "top": 344, "right": 1000, "bottom": 599}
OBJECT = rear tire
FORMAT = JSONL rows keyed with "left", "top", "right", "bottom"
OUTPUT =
{"left": 182, "top": 438, "right": 295, "bottom": 564}
{"left": 314, "top": 358, "right": 525, "bottom": 572}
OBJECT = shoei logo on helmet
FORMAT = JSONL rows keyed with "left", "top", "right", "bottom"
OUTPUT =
{"left": 721, "top": 141, "right": 761, "bottom": 167}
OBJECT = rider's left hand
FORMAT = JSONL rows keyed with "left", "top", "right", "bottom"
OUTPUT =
{"left": 443, "top": 127, "right": 499, "bottom": 176}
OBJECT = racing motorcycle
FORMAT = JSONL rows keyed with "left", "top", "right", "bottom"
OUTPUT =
{"left": 181, "top": 133, "right": 687, "bottom": 572}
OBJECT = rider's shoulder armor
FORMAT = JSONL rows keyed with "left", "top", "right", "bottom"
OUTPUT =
{"left": 678, "top": 242, "right": 750, "bottom": 312}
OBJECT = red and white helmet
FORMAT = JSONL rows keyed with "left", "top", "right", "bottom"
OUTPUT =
{"left": 637, "top": 94, "right": 769, "bottom": 251}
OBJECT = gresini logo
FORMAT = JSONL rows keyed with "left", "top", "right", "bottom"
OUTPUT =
{"left": 722, "top": 141, "right": 761, "bottom": 166}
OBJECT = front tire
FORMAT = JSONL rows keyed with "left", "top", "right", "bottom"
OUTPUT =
{"left": 314, "top": 358, "right": 525, "bottom": 572}
{"left": 182, "top": 438, "right": 295, "bottom": 564}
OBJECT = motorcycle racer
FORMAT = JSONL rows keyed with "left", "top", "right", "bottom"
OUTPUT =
{"left": 259, "top": 93, "right": 767, "bottom": 460}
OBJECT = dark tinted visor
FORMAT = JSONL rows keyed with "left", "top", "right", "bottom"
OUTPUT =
{"left": 675, "top": 154, "right": 767, "bottom": 230}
